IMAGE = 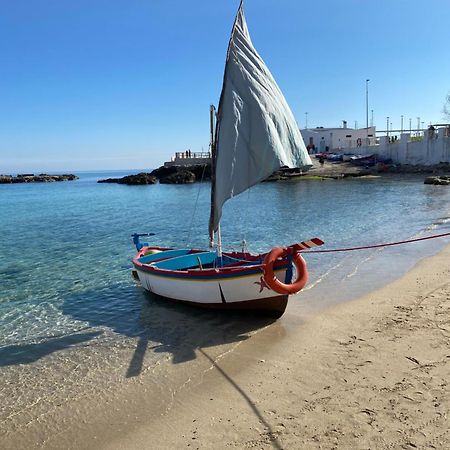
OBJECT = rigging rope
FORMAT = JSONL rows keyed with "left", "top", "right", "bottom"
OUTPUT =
{"left": 301, "top": 231, "right": 450, "bottom": 254}
{"left": 185, "top": 163, "right": 208, "bottom": 246}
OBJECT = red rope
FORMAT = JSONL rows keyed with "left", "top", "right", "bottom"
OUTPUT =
{"left": 302, "top": 231, "right": 450, "bottom": 254}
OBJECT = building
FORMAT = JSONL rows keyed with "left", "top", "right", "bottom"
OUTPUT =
{"left": 301, "top": 121, "right": 376, "bottom": 152}
{"left": 356, "top": 126, "right": 450, "bottom": 165}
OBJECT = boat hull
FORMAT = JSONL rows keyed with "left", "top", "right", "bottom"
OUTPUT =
{"left": 145, "top": 291, "right": 288, "bottom": 318}
{"left": 134, "top": 264, "right": 290, "bottom": 317}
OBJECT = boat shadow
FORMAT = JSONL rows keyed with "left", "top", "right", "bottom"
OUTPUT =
{"left": 0, "top": 330, "right": 103, "bottom": 366}
{"left": 61, "top": 283, "right": 278, "bottom": 377}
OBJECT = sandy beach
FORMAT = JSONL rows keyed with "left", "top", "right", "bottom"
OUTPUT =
{"left": 2, "top": 243, "right": 449, "bottom": 450}
{"left": 102, "top": 243, "right": 450, "bottom": 450}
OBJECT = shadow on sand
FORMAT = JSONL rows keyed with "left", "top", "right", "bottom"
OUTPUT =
{"left": 61, "top": 283, "right": 278, "bottom": 378}
{"left": 59, "top": 283, "right": 284, "bottom": 448}
{"left": 0, "top": 330, "right": 103, "bottom": 366}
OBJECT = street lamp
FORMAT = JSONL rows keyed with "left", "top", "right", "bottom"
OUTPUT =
{"left": 365, "top": 79, "right": 370, "bottom": 145}
{"left": 365, "top": 79, "right": 370, "bottom": 128}
{"left": 401, "top": 115, "right": 404, "bottom": 133}
{"left": 409, "top": 118, "right": 412, "bottom": 133}
{"left": 386, "top": 116, "right": 389, "bottom": 138}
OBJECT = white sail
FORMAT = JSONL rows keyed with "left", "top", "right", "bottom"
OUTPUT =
{"left": 209, "top": 3, "right": 312, "bottom": 238}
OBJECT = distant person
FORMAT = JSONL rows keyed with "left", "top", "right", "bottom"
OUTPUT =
{"left": 319, "top": 156, "right": 325, "bottom": 167}
{"left": 428, "top": 125, "right": 435, "bottom": 139}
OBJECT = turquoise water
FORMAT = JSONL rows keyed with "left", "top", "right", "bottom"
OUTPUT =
{"left": 1, "top": 172, "right": 450, "bottom": 348}
{"left": 1, "top": 171, "right": 450, "bottom": 441}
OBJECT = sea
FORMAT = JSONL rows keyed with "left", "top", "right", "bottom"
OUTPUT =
{"left": 1, "top": 170, "right": 449, "bottom": 445}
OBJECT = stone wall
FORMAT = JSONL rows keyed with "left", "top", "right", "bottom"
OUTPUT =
{"left": 349, "top": 128, "right": 450, "bottom": 165}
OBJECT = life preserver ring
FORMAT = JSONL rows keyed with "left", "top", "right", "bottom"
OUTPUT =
{"left": 263, "top": 247, "right": 308, "bottom": 295}
{"left": 357, "top": 138, "right": 362, "bottom": 147}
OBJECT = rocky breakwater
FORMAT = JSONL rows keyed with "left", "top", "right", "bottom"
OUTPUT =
{"left": 0, "top": 174, "right": 78, "bottom": 184}
{"left": 424, "top": 175, "right": 450, "bottom": 185}
{"left": 98, "top": 164, "right": 212, "bottom": 185}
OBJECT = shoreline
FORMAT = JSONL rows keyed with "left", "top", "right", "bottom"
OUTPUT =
{"left": 101, "top": 242, "right": 450, "bottom": 450}
{"left": 3, "top": 242, "right": 447, "bottom": 449}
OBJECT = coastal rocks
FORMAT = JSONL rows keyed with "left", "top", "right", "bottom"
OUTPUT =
{"left": 424, "top": 175, "right": 450, "bottom": 185}
{"left": 150, "top": 164, "right": 211, "bottom": 182}
{"left": 159, "top": 170, "right": 196, "bottom": 184}
{"left": 0, "top": 174, "right": 78, "bottom": 184}
{"left": 97, "top": 173, "right": 157, "bottom": 185}
{"left": 98, "top": 164, "right": 211, "bottom": 185}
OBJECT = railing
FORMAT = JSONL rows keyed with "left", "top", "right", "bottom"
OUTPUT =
{"left": 173, "top": 151, "right": 211, "bottom": 160}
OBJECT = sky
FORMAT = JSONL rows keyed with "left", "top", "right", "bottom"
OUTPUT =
{"left": 1, "top": 0, "right": 449, "bottom": 173}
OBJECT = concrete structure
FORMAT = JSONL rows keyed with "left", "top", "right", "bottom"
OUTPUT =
{"left": 164, "top": 126, "right": 450, "bottom": 168}
{"left": 301, "top": 123, "right": 376, "bottom": 152}
{"left": 164, "top": 151, "right": 211, "bottom": 168}
{"left": 345, "top": 126, "right": 450, "bottom": 165}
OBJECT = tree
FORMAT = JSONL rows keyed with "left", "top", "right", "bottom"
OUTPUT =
{"left": 444, "top": 93, "right": 450, "bottom": 120}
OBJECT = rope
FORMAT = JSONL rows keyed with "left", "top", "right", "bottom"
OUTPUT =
{"left": 185, "top": 164, "right": 207, "bottom": 246}
{"left": 301, "top": 231, "right": 450, "bottom": 254}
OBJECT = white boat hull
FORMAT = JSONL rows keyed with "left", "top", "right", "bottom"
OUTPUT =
{"left": 134, "top": 267, "right": 289, "bottom": 317}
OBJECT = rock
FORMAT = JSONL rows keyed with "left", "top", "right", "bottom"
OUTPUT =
{"left": 0, "top": 174, "right": 78, "bottom": 183}
{"left": 98, "top": 173, "right": 157, "bottom": 185}
{"left": 150, "top": 166, "right": 179, "bottom": 179}
{"left": 424, "top": 175, "right": 450, "bottom": 185}
{"left": 151, "top": 164, "right": 211, "bottom": 181}
{"left": 424, "top": 176, "right": 439, "bottom": 185}
{"left": 0, "top": 175, "right": 13, "bottom": 184}
{"left": 119, "top": 173, "right": 157, "bottom": 185}
{"left": 159, "top": 170, "right": 196, "bottom": 184}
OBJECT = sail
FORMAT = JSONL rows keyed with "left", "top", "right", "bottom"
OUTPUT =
{"left": 209, "top": 3, "right": 312, "bottom": 239}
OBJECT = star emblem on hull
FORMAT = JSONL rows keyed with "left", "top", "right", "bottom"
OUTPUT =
{"left": 254, "top": 276, "right": 271, "bottom": 292}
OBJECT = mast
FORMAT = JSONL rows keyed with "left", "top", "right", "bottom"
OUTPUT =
{"left": 209, "top": 104, "right": 223, "bottom": 258}
{"left": 209, "top": 104, "right": 216, "bottom": 249}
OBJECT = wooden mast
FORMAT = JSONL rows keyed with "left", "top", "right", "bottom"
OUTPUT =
{"left": 209, "top": 104, "right": 216, "bottom": 249}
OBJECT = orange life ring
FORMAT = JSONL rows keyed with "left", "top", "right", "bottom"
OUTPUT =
{"left": 263, "top": 247, "right": 308, "bottom": 295}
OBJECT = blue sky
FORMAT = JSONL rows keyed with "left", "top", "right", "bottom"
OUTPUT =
{"left": 1, "top": 0, "right": 449, "bottom": 172}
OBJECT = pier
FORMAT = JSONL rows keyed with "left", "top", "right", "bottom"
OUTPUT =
{"left": 164, "top": 151, "right": 211, "bottom": 168}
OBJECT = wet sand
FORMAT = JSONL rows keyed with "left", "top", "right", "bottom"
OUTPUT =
{"left": 2, "top": 244, "right": 449, "bottom": 449}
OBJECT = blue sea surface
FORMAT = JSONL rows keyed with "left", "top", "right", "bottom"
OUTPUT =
{"left": 0, "top": 171, "right": 449, "bottom": 348}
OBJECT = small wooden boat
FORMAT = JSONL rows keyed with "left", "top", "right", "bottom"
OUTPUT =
{"left": 132, "top": 1, "right": 323, "bottom": 318}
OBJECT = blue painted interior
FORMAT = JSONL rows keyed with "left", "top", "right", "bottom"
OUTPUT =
{"left": 153, "top": 251, "right": 217, "bottom": 270}
{"left": 138, "top": 249, "right": 192, "bottom": 264}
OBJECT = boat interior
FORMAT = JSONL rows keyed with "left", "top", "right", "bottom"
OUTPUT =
{"left": 138, "top": 249, "right": 263, "bottom": 271}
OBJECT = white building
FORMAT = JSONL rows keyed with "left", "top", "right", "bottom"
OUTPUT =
{"left": 301, "top": 122, "right": 376, "bottom": 152}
